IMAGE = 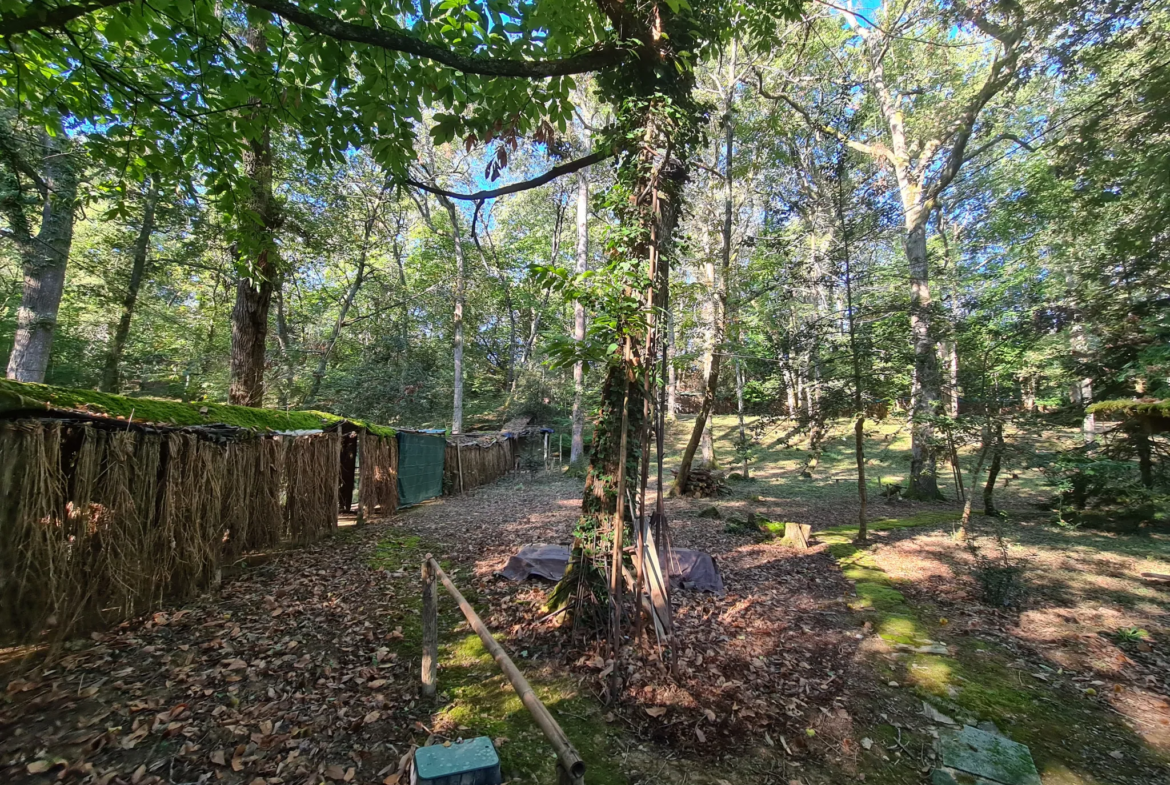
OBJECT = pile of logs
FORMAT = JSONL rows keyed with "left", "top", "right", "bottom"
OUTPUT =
{"left": 673, "top": 468, "right": 731, "bottom": 498}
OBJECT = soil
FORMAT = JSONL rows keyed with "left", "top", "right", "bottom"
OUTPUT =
{"left": 3, "top": 471, "right": 1168, "bottom": 785}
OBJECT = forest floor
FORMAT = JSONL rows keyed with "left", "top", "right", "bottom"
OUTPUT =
{"left": 3, "top": 416, "right": 1168, "bottom": 785}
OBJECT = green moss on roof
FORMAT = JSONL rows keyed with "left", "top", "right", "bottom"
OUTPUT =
{"left": 0, "top": 379, "right": 396, "bottom": 437}
{"left": 1087, "top": 399, "right": 1170, "bottom": 417}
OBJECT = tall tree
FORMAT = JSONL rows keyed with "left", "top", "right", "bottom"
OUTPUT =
{"left": 438, "top": 194, "right": 467, "bottom": 435}
{"left": 228, "top": 21, "right": 281, "bottom": 407}
{"left": 1, "top": 115, "right": 80, "bottom": 382}
{"left": 100, "top": 179, "right": 159, "bottom": 392}
{"left": 570, "top": 164, "right": 589, "bottom": 465}
{"left": 675, "top": 40, "right": 739, "bottom": 495}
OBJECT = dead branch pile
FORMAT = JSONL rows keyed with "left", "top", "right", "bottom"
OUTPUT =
{"left": 444, "top": 438, "right": 514, "bottom": 493}
{"left": 672, "top": 468, "right": 731, "bottom": 498}
{"left": 359, "top": 432, "right": 398, "bottom": 519}
{"left": 283, "top": 431, "right": 341, "bottom": 543}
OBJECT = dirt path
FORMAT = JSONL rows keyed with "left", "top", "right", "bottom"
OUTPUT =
{"left": 2, "top": 472, "right": 873, "bottom": 785}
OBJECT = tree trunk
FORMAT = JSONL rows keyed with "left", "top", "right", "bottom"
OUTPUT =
{"left": 302, "top": 187, "right": 386, "bottom": 407}
{"left": 666, "top": 307, "right": 678, "bottom": 422}
{"left": 1135, "top": 417, "right": 1154, "bottom": 490}
{"left": 735, "top": 361, "right": 748, "bottom": 478}
{"left": 571, "top": 165, "right": 589, "bottom": 465}
{"left": 439, "top": 195, "right": 466, "bottom": 434}
{"left": 906, "top": 215, "right": 943, "bottom": 499}
{"left": 674, "top": 64, "right": 735, "bottom": 495}
{"left": 3, "top": 122, "right": 80, "bottom": 383}
{"left": 228, "top": 23, "right": 279, "bottom": 408}
{"left": 100, "top": 181, "right": 159, "bottom": 392}
{"left": 983, "top": 422, "right": 1005, "bottom": 516}
{"left": 839, "top": 162, "right": 867, "bottom": 542}
{"left": 273, "top": 282, "right": 295, "bottom": 409}
{"left": 302, "top": 255, "right": 366, "bottom": 407}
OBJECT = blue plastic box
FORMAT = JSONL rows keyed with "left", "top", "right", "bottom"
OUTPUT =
{"left": 413, "top": 737, "right": 502, "bottom": 785}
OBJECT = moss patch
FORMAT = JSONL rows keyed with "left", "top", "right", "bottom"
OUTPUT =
{"left": 852, "top": 582, "right": 907, "bottom": 612}
{"left": 0, "top": 378, "right": 397, "bottom": 437}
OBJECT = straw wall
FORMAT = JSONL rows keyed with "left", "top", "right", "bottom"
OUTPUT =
{"left": 283, "top": 431, "right": 342, "bottom": 543}
{"left": 359, "top": 432, "right": 398, "bottom": 519}
{"left": 444, "top": 438, "right": 514, "bottom": 494}
{"left": 0, "top": 420, "right": 341, "bottom": 645}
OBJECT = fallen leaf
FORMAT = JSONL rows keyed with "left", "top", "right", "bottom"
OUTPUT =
{"left": 645, "top": 706, "right": 667, "bottom": 718}
{"left": 210, "top": 750, "right": 226, "bottom": 766}
{"left": 861, "top": 737, "right": 874, "bottom": 750}
{"left": 26, "top": 761, "right": 53, "bottom": 774}
{"left": 325, "top": 765, "right": 347, "bottom": 781}
{"left": 695, "top": 726, "right": 707, "bottom": 743}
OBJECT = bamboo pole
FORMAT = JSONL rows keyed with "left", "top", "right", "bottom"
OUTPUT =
{"left": 457, "top": 441, "right": 465, "bottom": 494}
{"left": 421, "top": 556, "right": 438, "bottom": 697}
{"left": 425, "top": 557, "right": 586, "bottom": 784}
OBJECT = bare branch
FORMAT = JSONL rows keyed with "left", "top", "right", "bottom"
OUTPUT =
{"left": 753, "top": 70, "right": 895, "bottom": 164}
{"left": 962, "top": 132, "right": 1034, "bottom": 164}
{"left": 406, "top": 149, "right": 613, "bottom": 202}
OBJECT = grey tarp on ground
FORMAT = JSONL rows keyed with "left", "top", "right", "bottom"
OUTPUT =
{"left": 496, "top": 543, "right": 725, "bottom": 594}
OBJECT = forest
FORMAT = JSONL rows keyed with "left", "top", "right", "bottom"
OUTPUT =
{"left": 1, "top": 1, "right": 1168, "bottom": 784}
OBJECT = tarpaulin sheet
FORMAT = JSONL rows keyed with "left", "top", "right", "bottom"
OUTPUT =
{"left": 497, "top": 543, "right": 725, "bottom": 594}
{"left": 397, "top": 431, "right": 446, "bottom": 506}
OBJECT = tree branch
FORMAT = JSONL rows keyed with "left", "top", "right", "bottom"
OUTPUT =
{"left": 245, "top": 0, "right": 626, "bottom": 78}
{"left": 406, "top": 149, "right": 613, "bottom": 201}
{"left": 0, "top": 0, "right": 128, "bottom": 36}
{"left": 753, "top": 70, "right": 895, "bottom": 164}
{"left": 961, "top": 132, "right": 1034, "bottom": 164}
{"left": 2, "top": 0, "right": 630, "bottom": 78}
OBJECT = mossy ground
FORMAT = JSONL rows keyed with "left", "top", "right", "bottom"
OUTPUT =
{"left": 820, "top": 513, "right": 1170, "bottom": 784}
{"left": 367, "top": 532, "right": 627, "bottom": 785}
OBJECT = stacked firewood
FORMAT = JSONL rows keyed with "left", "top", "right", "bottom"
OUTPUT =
{"left": 672, "top": 467, "right": 731, "bottom": 498}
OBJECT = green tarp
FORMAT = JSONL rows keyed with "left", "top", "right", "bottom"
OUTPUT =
{"left": 397, "top": 431, "right": 446, "bottom": 506}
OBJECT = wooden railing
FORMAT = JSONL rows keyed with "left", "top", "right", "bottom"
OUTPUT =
{"left": 421, "top": 555, "right": 586, "bottom": 785}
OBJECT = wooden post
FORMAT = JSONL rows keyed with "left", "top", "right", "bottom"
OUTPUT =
{"left": 558, "top": 433, "right": 563, "bottom": 466}
{"left": 427, "top": 557, "right": 586, "bottom": 784}
{"left": 421, "top": 555, "right": 438, "bottom": 698}
{"left": 456, "top": 441, "right": 465, "bottom": 494}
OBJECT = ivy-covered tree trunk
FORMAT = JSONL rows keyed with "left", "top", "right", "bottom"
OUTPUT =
{"left": 228, "top": 22, "right": 279, "bottom": 407}
{"left": 101, "top": 180, "right": 158, "bottom": 392}
{"left": 2, "top": 120, "right": 79, "bottom": 383}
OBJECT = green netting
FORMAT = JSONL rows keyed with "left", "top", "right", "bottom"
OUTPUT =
{"left": 397, "top": 431, "right": 446, "bottom": 506}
